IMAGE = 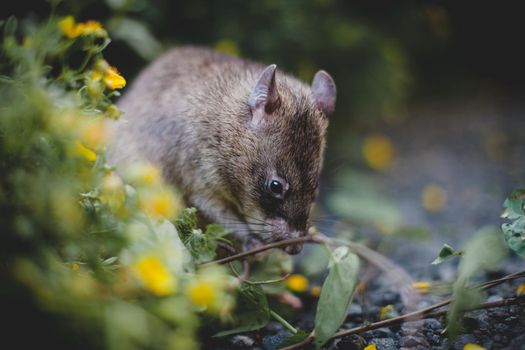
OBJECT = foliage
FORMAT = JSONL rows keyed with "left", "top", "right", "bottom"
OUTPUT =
{"left": 445, "top": 227, "right": 506, "bottom": 343}
{"left": 314, "top": 246, "right": 360, "bottom": 349}
{"left": 501, "top": 189, "right": 525, "bottom": 259}
{"left": 0, "top": 14, "right": 235, "bottom": 349}
{"left": 432, "top": 243, "right": 462, "bottom": 265}
{"left": 214, "top": 285, "right": 270, "bottom": 337}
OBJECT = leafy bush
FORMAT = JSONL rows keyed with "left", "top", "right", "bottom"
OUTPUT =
{"left": 0, "top": 15, "right": 234, "bottom": 350}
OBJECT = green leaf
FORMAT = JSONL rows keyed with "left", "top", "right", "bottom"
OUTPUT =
{"left": 175, "top": 207, "right": 199, "bottom": 240}
{"left": 3, "top": 16, "right": 17, "bottom": 36}
{"left": 446, "top": 227, "right": 507, "bottom": 342}
{"left": 175, "top": 208, "right": 228, "bottom": 263}
{"left": 431, "top": 243, "right": 462, "bottom": 265}
{"left": 501, "top": 189, "right": 525, "bottom": 219}
{"left": 249, "top": 250, "right": 292, "bottom": 294}
{"left": 278, "top": 329, "right": 310, "bottom": 348}
{"left": 214, "top": 285, "right": 270, "bottom": 337}
{"left": 501, "top": 190, "right": 525, "bottom": 259}
{"left": 502, "top": 220, "right": 525, "bottom": 259}
{"left": 314, "top": 246, "right": 360, "bottom": 349}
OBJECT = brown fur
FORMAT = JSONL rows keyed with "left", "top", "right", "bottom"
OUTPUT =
{"left": 107, "top": 47, "right": 333, "bottom": 254}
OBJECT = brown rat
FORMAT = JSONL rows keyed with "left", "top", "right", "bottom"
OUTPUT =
{"left": 107, "top": 46, "right": 336, "bottom": 254}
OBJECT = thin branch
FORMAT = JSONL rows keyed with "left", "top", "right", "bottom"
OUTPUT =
{"left": 200, "top": 235, "right": 321, "bottom": 266}
{"left": 280, "top": 269, "right": 525, "bottom": 350}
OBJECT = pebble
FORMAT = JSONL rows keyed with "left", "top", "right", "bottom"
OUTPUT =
{"left": 368, "top": 337, "right": 396, "bottom": 350}
{"left": 336, "top": 334, "right": 366, "bottom": 350}
{"left": 261, "top": 334, "right": 288, "bottom": 350}
{"left": 228, "top": 334, "right": 256, "bottom": 349}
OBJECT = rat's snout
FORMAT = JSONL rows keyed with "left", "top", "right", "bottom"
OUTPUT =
{"left": 267, "top": 218, "right": 307, "bottom": 255}
{"left": 283, "top": 229, "right": 307, "bottom": 254}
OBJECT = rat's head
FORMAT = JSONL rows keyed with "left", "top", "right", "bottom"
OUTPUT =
{"left": 236, "top": 64, "right": 336, "bottom": 254}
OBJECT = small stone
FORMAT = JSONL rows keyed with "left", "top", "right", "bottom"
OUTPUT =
{"left": 228, "top": 335, "right": 255, "bottom": 349}
{"left": 452, "top": 334, "right": 477, "bottom": 349}
{"left": 486, "top": 295, "right": 503, "bottom": 303}
{"left": 336, "top": 334, "right": 366, "bottom": 350}
{"left": 261, "top": 334, "right": 288, "bottom": 350}
{"left": 399, "top": 335, "right": 424, "bottom": 347}
{"left": 381, "top": 291, "right": 401, "bottom": 305}
{"left": 462, "top": 315, "right": 479, "bottom": 330}
{"left": 369, "top": 338, "right": 396, "bottom": 350}
{"left": 424, "top": 318, "right": 443, "bottom": 332}
{"left": 368, "top": 328, "right": 394, "bottom": 339}
{"left": 493, "top": 322, "right": 509, "bottom": 333}
{"left": 427, "top": 333, "right": 442, "bottom": 347}
{"left": 347, "top": 303, "right": 363, "bottom": 317}
{"left": 264, "top": 321, "right": 284, "bottom": 333}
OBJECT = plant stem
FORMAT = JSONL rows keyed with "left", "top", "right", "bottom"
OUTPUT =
{"left": 270, "top": 309, "right": 298, "bottom": 335}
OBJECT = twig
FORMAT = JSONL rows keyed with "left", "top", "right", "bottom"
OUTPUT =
{"left": 200, "top": 235, "right": 321, "bottom": 266}
{"left": 280, "top": 268, "right": 525, "bottom": 350}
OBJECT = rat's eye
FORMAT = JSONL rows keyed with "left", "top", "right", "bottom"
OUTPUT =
{"left": 270, "top": 180, "right": 283, "bottom": 194}
{"left": 266, "top": 177, "right": 288, "bottom": 199}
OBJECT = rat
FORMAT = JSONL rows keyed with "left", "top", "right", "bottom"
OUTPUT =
{"left": 107, "top": 46, "right": 336, "bottom": 254}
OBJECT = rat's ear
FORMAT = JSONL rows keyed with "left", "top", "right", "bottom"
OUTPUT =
{"left": 249, "top": 64, "right": 280, "bottom": 126}
{"left": 311, "top": 70, "right": 336, "bottom": 116}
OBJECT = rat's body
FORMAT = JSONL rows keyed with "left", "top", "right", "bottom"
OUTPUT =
{"left": 108, "top": 47, "right": 336, "bottom": 254}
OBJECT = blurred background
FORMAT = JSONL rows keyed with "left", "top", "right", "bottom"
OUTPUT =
{"left": 4, "top": 0, "right": 525, "bottom": 270}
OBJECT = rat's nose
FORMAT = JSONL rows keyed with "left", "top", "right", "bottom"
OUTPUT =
{"left": 282, "top": 229, "right": 306, "bottom": 254}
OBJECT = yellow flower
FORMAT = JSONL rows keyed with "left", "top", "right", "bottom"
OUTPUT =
{"left": 81, "top": 20, "right": 104, "bottom": 35}
{"left": 286, "top": 274, "right": 309, "bottom": 292}
{"left": 412, "top": 281, "right": 431, "bottom": 294}
{"left": 58, "top": 16, "right": 106, "bottom": 38}
{"left": 73, "top": 140, "right": 97, "bottom": 161}
{"left": 379, "top": 304, "right": 395, "bottom": 320}
{"left": 464, "top": 344, "right": 486, "bottom": 350}
{"left": 187, "top": 280, "right": 216, "bottom": 308}
{"left": 214, "top": 39, "right": 240, "bottom": 57}
{"left": 517, "top": 283, "right": 525, "bottom": 295}
{"left": 139, "top": 164, "right": 162, "bottom": 184}
{"left": 106, "top": 104, "right": 122, "bottom": 120}
{"left": 134, "top": 256, "right": 176, "bottom": 296}
{"left": 92, "top": 71, "right": 102, "bottom": 81}
{"left": 364, "top": 345, "right": 377, "bottom": 350}
{"left": 58, "top": 16, "right": 84, "bottom": 39}
{"left": 421, "top": 184, "right": 447, "bottom": 212}
{"left": 139, "top": 189, "right": 181, "bottom": 220}
{"left": 79, "top": 119, "right": 107, "bottom": 150}
{"left": 71, "top": 263, "right": 80, "bottom": 271}
{"left": 103, "top": 66, "right": 126, "bottom": 90}
{"left": 86, "top": 71, "right": 104, "bottom": 99}
{"left": 94, "top": 59, "right": 110, "bottom": 73}
{"left": 310, "top": 285, "right": 321, "bottom": 297}
{"left": 186, "top": 266, "right": 234, "bottom": 314}
{"left": 124, "top": 163, "right": 163, "bottom": 186}
{"left": 100, "top": 172, "right": 126, "bottom": 212}
{"left": 362, "top": 134, "right": 396, "bottom": 171}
